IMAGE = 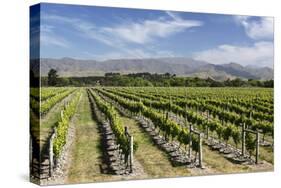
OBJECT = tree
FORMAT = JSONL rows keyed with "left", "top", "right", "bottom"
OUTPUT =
{"left": 231, "top": 78, "right": 245, "bottom": 87}
{"left": 48, "top": 69, "right": 59, "bottom": 86}
{"left": 264, "top": 79, "right": 273, "bottom": 88}
{"left": 164, "top": 72, "right": 171, "bottom": 78}
{"left": 58, "top": 77, "right": 70, "bottom": 86}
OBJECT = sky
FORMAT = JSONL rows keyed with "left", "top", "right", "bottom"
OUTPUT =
{"left": 30, "top": 3, "right": 274, "bottom": 68}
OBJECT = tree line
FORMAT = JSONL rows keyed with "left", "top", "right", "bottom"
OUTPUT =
{"left": 43, "top": 69, "right": 273, "bottom": 88}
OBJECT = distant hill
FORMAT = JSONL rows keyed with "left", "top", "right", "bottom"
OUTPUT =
{"left": 37, "top": 57, "right": 273, "bottom": 80}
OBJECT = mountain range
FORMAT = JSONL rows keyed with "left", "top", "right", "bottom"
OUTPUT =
{"left": 37, "top": 57, "right": 273, "bottom": 80}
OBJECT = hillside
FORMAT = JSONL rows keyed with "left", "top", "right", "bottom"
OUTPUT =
{"left": 37, "top": 57, "right": 273, "bottom": 80}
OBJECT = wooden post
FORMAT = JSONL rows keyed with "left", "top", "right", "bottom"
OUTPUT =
{"left": 185, "top": 104, "right": 188, "bottom": 126}
{"left": 30, "top": 136, "right": 34, "bottom": 174}
{"left": 189, "top": 124, "right": 192, "bottom": 159}
{"left": 49, "top": 133, "right": 55, "bottom": 177}
{"left": 118, "top": 144, "right": 123, "bottom": 167}
{"left": 198, "top": 133, "right": 203, "bottom": 168}
{"left": 60, "top": 110, "right": 64, "bottom": 120}
{"left": 242, "top": 123, "right": 246, "bottom": 157}
{"left": 256, "top": 131, "right": 259, "bottom": 164}
{"left": 130, "top": 136, "right": 134, "bottom": 173}
{"left": 206, "top": 111, "right": 209, "bottom": 139}
{"left": 116, "top": 144, "right": 121, "bottom": 165}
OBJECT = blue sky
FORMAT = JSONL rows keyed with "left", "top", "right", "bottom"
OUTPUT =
{"left": 31, "top": 3, "right": 274, "bottom": 67}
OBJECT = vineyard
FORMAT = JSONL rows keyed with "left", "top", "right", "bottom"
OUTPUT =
{"left": 30, "top": 87, "right": 274, "bottom": 185}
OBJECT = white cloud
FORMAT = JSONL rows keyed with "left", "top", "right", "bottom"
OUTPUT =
{"left": 42, "top": 12, "right": 202, "bottom": 46}
{"left": 41, "top": 12, "right": 197, "bottom": 59}
{"left": 193, "top": 41, "right": 273, "bottom": 67}
{"left": 234, "top": 16, "right": 273, "bottom": 40}
{"left": 41, "top": 24, "right": 55, "bottom": 33}
{"left": 103, "top": 12, "right": 202, "bottom": 44}
{"left": 166, "top": 11, "right": 180, "bottom": 20}
{"left": 75, "top": 22, "right": 117, "bottom": 47}
{"left": 42, "top": 14, "right": 122, "bottom": 48}
{"left": 40, "top": 24, "right": 70, "bottom": 48}
{"left": 40, "top": 34, "right": 70, "bottom": 48}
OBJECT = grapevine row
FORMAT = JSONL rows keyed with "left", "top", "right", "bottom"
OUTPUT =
{"left": 119, "top": 88, "right": 273, "bottom": 121}
{"left": 95, "top": 88, "right": 206, "bottom": 152}
{"left": 53, "top": 90, "right": 82, "bottom": 157}
{"left": 98, "top": 88, "right": 254, "bottom": 150}
{"left": 108, "top": 88, "right": 273, "bottom": 137}
{"left": 88, "top": 89, "right": 135, "bottom": 156}
{"left": 40, "top": 88, "right": 76, "bottom": 115}
{"left": 126, "top": 87, "right": 273, "bottom": 114}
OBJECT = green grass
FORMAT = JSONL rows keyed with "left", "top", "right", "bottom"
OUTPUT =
{"left": 122, "top": 117, "right": 272, "bottom": 176}
{"left": 208, "top": 131, "right": 274, "bottom": 165}
{"left": 67, "top": 90, "right": 114, "bottom": 183}
{"left": 63, "top": 88, "right": 273, "bottom": 183}
{"left": 201, "top": 146, "right": 250, "bottom": 174}
{"left": 121, "top": 117, "right": 190, "bottom": 178}
{"left": 259, "top": 147, "right": 274, "bottom": 164}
